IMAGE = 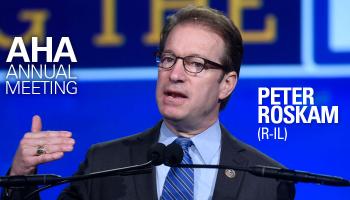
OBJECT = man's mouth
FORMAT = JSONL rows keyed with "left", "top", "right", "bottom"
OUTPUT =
{"left": 164, "top": 90, "right": 188, "bottom": 98}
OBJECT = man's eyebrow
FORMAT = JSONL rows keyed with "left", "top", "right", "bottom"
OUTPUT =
{"left": 163, "top": 50, "right": 208, "bottom": 59}
{"left": 162, "top": 50, "right": 174, "bottom": 54}
{"left": 188, "top": 53, "right": 207, "bottom": 58}
{"left": 185, "top": 53, "right": 213, "bottom": 61}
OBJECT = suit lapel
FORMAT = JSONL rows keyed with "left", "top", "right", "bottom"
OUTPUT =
{"left": 130, "top": 122, "right": 161, "bottom": 200}
{"left": 212, "top": 125, "right": 249, "bottom": 200}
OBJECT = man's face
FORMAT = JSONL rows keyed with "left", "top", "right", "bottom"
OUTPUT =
{"left": 156, "top": 23, "right": 235, "bottom": 132}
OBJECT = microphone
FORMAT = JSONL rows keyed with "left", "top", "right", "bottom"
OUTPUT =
{"left": 1, "top": 143, "right": 166, "bottom": 188}
{"left": 147, "top": 143, "right": 166, "bottom": 166}
{"left": 163, "top": 141, "right": 183, "bottom": 166}
{"left": 0, "top": 174, "right": 62, "bottom": 187}
{"left": 249, "top": 165, "right": 350, "bottom": 186}
{"left": 164, "top": 142, "right": 350, "bottom": 187}
{"left": 20, "top": 143, "right": 167, "bottom": 200}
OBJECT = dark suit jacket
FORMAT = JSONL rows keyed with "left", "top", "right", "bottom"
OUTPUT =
{"left": 3, "top": 122, "right": 295, "bottom": 200}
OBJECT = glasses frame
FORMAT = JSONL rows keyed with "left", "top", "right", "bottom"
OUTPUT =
{"left": 155, "top": 51, "right": 225, "bottom": 74}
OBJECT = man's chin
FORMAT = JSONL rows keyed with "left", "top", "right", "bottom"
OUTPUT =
{"left": 162, "top": 114, "right": 182, "bottom": 122}
{"left": 161, "top": 109, "right": 186, "bottom": 122}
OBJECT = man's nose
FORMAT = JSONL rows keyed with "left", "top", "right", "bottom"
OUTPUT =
{"left": 169, "top": 58, "right": 186, "bottom": 82}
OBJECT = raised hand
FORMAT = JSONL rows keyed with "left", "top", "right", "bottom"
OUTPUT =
{"left": 9, "top": 115, "right": 75, "bottom": 176}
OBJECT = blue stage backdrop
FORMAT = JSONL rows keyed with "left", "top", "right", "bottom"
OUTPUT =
{"left": 1, "top": 0, "right": 350, "bottom": 199}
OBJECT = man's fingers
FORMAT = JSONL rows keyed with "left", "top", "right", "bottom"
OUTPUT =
{"left": 22, "top": 137, "right": 75, "bottom": 147}
{"left": 23, "top": 144, "right": 74, "bottom": 156}
{"left": 45, "top": 144, "right": 74, "bottom": 154}
{"left": 31, "top": 152, "right": 65, "bottom": 165}
{"left": 31, "top": 115, "right": 42, "bottom": 133}
{"left": 24, "top": 131, "right": 72, "bottom": 139}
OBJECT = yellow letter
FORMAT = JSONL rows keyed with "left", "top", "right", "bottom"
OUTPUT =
{"left": 94, "top": 0, "right": 124, "bottom": 46}
{"left": 143, "top": 0, "right": 208, "bottom": 45}
{"left": 229, "top": 0, "right": 277, "bottom": 43}
{"left": 0, "top": 10, "right": 49, "bottom": 49}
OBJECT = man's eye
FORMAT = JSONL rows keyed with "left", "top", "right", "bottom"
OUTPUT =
{"left": 194, "top": 62, "right": 204, "bottom": 68}
{"left": 188, "top": 61, "right": 204, "bottom": 68}
{"left": 161, "top": 56, "right": 175, "bottom": 63}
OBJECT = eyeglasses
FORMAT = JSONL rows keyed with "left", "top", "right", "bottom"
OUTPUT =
{"left": 155, "top": 51, "right": 225, "bottom": 74}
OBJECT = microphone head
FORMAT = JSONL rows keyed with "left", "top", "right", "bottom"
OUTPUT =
{"left": 164, "top": 142, "right": 183, "bottom": 167}
{"left": 147, "top": 143, "right": 166, "bottom": 166}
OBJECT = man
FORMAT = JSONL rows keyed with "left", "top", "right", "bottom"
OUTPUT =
{"left": 2, "top": 6, "right": 295, "bottom": 200}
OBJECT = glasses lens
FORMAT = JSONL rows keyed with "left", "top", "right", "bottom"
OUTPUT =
{"left": 184, "top": 56, "right": 205, "bottom": 73}
{"left": 159, "top": 53, "right": 175, "bottom": 69}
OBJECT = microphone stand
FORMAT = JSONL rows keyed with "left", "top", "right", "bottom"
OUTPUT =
{"left": 23, "top": 161, "right": 154, "bottom": 200}
{"left": 2, "top": 142, "right": 166, "bottom": 200}
{"left": 173, "top": 163, "right": 350, "bottom": 187}
{"left": 164, "top": 141, "right": 350, "bottom": 186}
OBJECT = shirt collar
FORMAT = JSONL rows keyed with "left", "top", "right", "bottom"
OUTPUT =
{"left": 158, "top": 120, "right": 221, "bottom": 164}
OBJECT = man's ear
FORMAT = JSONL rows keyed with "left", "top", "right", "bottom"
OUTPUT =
{"left": 219, "top": 71, "right": 237, "bottom": 100}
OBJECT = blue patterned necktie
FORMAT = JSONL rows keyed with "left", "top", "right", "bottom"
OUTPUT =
{"left": 161, "top": 137, "right": 194, "bottom": 200}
